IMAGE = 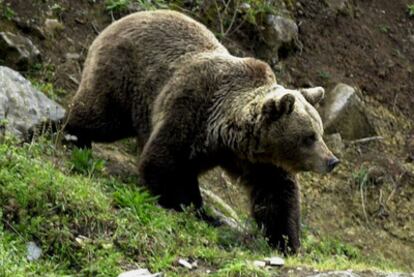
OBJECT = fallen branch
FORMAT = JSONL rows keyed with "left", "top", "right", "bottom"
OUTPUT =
{"left": 348, "top": 136, "right": 384, "bottom": 144}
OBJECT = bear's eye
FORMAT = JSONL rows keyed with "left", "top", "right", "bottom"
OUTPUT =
{"left": 303, "top": 133, "right": 316, "bottom": 146}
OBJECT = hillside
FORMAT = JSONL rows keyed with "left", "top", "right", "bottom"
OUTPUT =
{"left": 0, "top": 0, "right": 413, "bottom": 276}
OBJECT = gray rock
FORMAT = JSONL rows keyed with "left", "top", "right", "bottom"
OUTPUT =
{"left": 178, "top": 258, "right": 196, "bottom": 269}
{"left": 326, "top": 0, "right": 352, "bottom": 15}
{"left": 65, "top": 52, "right": 81, "bottom": 61}
{"left": 318, "top": 83, "right": 376, "bottom": 140}
{"left": 0, "top": 32, "right": 41, "bottom": 70}
{"left": 253, "top": 260, "right": 266, "bottom": 267}
{"left": 13, "top": 17, "right": 46, "bottom": 39}
{"left": 264, "top": 256, "right": 285, "bottom": 266}
{"left": 0, "top": 66, "right": 65, "bottom": 138}
{"left": 258, "top": 14, "right": 299, "bottom": 64}
{"left": 26, "top": 241, "right": 42, "bottom": 261}
{"left": 239, "top": 2, "right": 251, "bottom": 11}
{"left": 43, "top": 19, "right": 64, "bottom": 36}
{"left": 308, "top": 271, "right": 360, "bottom": 277}
{"left": 126, "top": 2, "right": 144, "bottom": 13}
{"left": 263, "top": 15, "right": 298, "bottom": 47}
{"left": 118, "top": 269, "right": 163, "bottom": 277}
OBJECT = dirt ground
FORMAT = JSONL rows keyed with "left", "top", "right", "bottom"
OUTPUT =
{"left": 284, "top": 0, "right": 414, "bottom": 119}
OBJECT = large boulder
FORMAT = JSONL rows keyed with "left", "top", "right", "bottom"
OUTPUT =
{"left": 0, "top": 32, "right": 41, "bottom": 71}
{"left": 0, "top": 66, "right": 65, "bottom": 138}
{"left": 257, "top": 14, "right": 299, "bottom": 65}
{"left": 318, "top": 83, "right": 376, "bottom": 140}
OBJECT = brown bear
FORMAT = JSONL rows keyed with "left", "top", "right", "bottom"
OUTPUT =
{"left": 65, "top": 10, "right": 339, "bottom": 254}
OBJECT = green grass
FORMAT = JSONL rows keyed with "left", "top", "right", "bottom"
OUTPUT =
{"left": 0, "top": 137, "right": 405, "bottom": 276}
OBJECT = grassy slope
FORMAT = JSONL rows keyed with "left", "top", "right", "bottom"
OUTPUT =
{"left": 0, "top": 137, "right": 403, "bottom": 276}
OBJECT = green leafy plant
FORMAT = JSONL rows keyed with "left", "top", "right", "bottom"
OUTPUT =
{"left": 30, "top": 80, "right": 66, "bottom": 101}
{"left": 408, "top": 4, "right": 414, "bottom": 17}
{"left": 318, "top": 70, "right": 331, "bottom": 80}
{"left": 303, "top": 234, "right": 360, "bottom": 260}
{"left": 105, "top": 0, "right": 132, "bottom": 13}
{"left": 113, "top": 185, "right": 158, "bottom": 224}
{"left": 0, "top": 0, "right": 15, "bottom": 20}
{"left": 51, "top": 3, "right": 65, "bottom": 18}
{"left": 379, "top": 24, "right": 390, "bottom": 33}
{"left": 70, "top": 148, "right": 105, "bottom": 176}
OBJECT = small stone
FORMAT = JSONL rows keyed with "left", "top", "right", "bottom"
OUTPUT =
{"left": 264, "top": 256, "right": 285, "bottom": 266}
{"left": 64, "top": 134, "right": 78, "bottom": 142}
{"left": 44, "top": 18, "right": 64, "bottom": 36}
{"left": 27, "top": 241, "right": 42, "bottom": 261}
{"left": 257, "top": 14, "right": 299, "bottom": 64}
{"left": 253, "top": 260, "right": 266, "bottom": 267}
{"left": 75, "top": 235, "right": 91, "bottom": 246}
{"left": 0, "top": 32, "right": 41, "bottom": 70}
{"left": 118, "top": 269, "right": 163, "bottom": 277}
{"left": 307, "top": 271, "right": 361, "bottom": 277}
{"left": 326, "top": 0, "right": 351, "bottom": 15}
{"left": 239, "top": 3, "right": 251, "bottom": 11}
{"left": 178, "top": 258, "right": 193, "bottom": 269}
{"left": 127, "top": 2, "right": 143, "bottom": 13}
{"left": 13, "top": 17, "right": 45, "bottom": 39}
{"left": 65, "top": 53, "right": 81, "bottom": 61}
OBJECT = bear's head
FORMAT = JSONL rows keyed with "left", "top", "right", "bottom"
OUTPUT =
{"left": 254, "top": 85, "right": 339, "bottom": 174}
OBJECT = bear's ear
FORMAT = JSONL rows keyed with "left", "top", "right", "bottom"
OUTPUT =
{"left": 262, "top": 94, "right": 295, "bottom": 120}
{"left": 300, "top": 87, "right": 325, "bottom": 105}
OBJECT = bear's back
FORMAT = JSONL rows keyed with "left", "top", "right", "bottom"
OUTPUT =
{"left": 82, "top": 10, "right": 228, "bottom": 109}
{"left": 95, "top": 10, "right": 226, "bottom": 62}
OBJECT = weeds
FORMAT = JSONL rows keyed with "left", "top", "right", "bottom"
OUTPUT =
{"left": 318, "top": 70, "right": 331, "bottom": 80}
{"left": 379, "top": 24, "right": 390, "bottom": 33}
{"left": 200, "top": 0, "right": 277, "bottom": 39}
{"left": 30, "top": 80, "right": 66, "bottom": 101}
{"left": 0, "top": 0, "right": 14, "bottom": 20}
{"left": 69, "top": 147, "right": 105, "bottom": 177}
{"left": 50, "top": 3, "right": 65, "bottom": 18}
{"left": 408, "top": 4, "right": 414, "bottom": 17}
{"left": 105, "top": 0, "right": 132, "bottom": 13}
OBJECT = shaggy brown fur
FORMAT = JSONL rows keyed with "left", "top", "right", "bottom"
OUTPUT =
{"left": 66, "top": 10, "right": 338, "bottom": 254}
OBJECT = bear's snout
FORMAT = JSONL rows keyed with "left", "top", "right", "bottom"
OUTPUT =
{"left": 327, "top": 157, "right": 340, "bottom": 172}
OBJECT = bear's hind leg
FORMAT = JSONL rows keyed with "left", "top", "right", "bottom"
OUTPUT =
{"left": 65, "top": 98, "right": 135, "bottom": 148}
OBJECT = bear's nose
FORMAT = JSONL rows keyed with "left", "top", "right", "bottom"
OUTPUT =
{"left": 327, "top": 158, "right": 340, "bottom": 172}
